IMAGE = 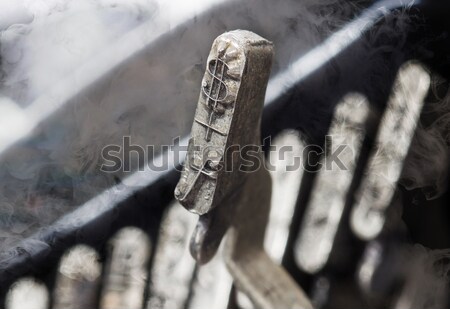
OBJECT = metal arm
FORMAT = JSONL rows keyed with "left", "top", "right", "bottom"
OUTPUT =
{"left": 175, "top": 30, "right": 313, "bottom": 309}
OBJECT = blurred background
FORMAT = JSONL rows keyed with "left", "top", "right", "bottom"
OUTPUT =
{"left": 0, "top": 0, "right": 449, "bottom": 308}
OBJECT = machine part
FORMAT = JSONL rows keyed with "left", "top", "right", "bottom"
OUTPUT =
{"left": 223, "top": 166, "right": 313, "bottom": 309}
{"left": 295, "top": 93, "right": 370, "bottom": 273}
{"left": 100, "top": 228, "right": 151, "bottom": 309}
{"left": 265, "top": 131, "right": 306, "bottom": 262}
{"left": 174, "top": 30, "right": 313, "bottom": 309}
{"left": 52, "top": 245, "right": 102, "bottom": 309}
{"left": 146, "top": 202, "right": 197, "bottom": 309}
{"left": 175, "top": 31, "right": 242, "bottom": 215}
{"left": 350, "top": 63, "right": 430, "bottom": 240}
{"left": 5, "top": 278, "right": 48, "bottom": 309}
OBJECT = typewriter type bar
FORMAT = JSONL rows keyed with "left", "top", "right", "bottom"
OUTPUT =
{"left": 175, "top": 30, "right": 250, "bottom": 215}
{"left": 175, "top": 30, "right": 313, "bottom": 309}
{"left": 350, "top": 63, "right": 430, "bottom": 240}
{"left": 295, "top": 93, "right": 370, "bottom": 273}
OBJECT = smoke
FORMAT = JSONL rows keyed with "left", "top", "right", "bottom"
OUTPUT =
{"left": 0, "top": 0, "right": 367, "bottom": 254}
{"left": 395, "top": 245, "right": 450, "bottom": 309}
{"left": 0, "top": 2, "right": 447, "bottom": 309}
{"left": 0, "top": 0, "right": 159, "bottom": 104}
{"left": 400, "top": 73, "right": 450, "bottom": 200}
{"left": 53, "top": 245, "right": 102, "bottom": 308}
{"left": 0, "top": 0, "right": 160, "bottom": 255}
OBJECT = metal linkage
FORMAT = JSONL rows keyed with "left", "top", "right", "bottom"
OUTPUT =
{"left": 175, "top": 30, "right": 312, "bottom": 309}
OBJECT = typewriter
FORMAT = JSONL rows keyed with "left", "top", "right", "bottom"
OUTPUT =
{"left": 0, "top": 1, "right": 449, "bottom": 308}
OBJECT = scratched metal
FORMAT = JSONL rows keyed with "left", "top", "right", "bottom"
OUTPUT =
{"left": 350, "top": 63, "right": 430, "bottom": 240}
{"left": 174, "top": 31, "right": 243, "bottom": 215}
{"left": 223, "top": 167, "right": 313, "bottom": 309}
{"left": 176, "top": 30, "right": 313, "bottom": 309}
{"left": 178, "top": 30, "right": 278, "bottom": 264}
{"left": 295, "top": 93, "right": 370, "bottom": 274}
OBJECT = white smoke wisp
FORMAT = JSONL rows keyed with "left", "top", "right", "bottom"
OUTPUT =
{"left": 0, "top": 0, "right": 220, "bottom": 253}
{"left": 400, "top": 74, "right": 450, "bottom": 200}
{"left": 0, "top": 0, "right": 160, "bottom": 105}
{"left": 395, "top": 245, "right": 450, "bottom": 309}
{"left": 0, "top": 0, "right": 162, "bottom": 253}
{"left": 0, "top": 1, "right": 447, "bottom": 308}
{"left": 0, "top": 0, "right": 368, "bottom": 255}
